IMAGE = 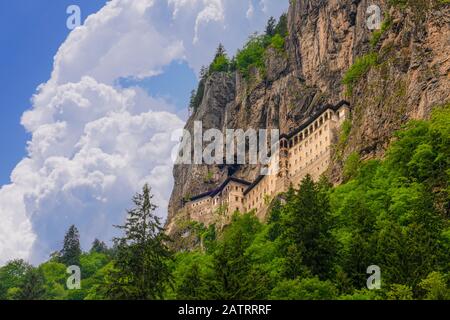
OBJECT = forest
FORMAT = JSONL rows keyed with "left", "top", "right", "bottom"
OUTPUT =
{"left": 0, "top": 103, "right": 448, "bottom": 300}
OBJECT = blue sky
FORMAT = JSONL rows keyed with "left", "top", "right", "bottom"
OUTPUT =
{"left": 0, "top": 0, "right": 198, "bottom": 185}
{"left": 0, "top": 1, "right": 105, "bottom": 185}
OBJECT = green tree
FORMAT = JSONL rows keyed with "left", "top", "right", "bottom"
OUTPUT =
{"left": 60, "top": 225, "right": 82, "bottom": 266}
{"left": 106, "top": 184, "right": 173, "bottom": 300}
{"left": 281, "top": 175, "right": 336, "bottom": 279}
{"left": 265, "top": 16, "right": 277, "bottom": 37}
{"left": 209, "top": 43, "right": 230, "bottom": 73}
{"left": 386, "top": 284, "right": 414, "bottom": 300}
{"left": 212, "top": 214, "right": 269, "bottom": 299}
{"left": 270, "top": 277, "right": 337, "bottom": 300}
{"left": 90, "top": 239, "right": 109, "bottom": 255}
{"left": 39, "top": 261, "right": 68, "bottom": 300}
{"left": 176, "top": 263, "right": 207, "bottom": 300}
{"left": 80, "top": 252, "right": 110, "bottom": 278}
{"left": 342, "top": 197, "right": 377, "bottom": 288}
{"left": 275, "top": 13, "right": 288, "bottom": 37}
{"left": 17, "top": 268, "right": 47, "bottom": 300}
{"left": 235, "top": 34, "right": 266, "bottom": 78}
{"left": 0, "top": 259, "right": 32, "bottom": 299}
{"left": 419, "top": 272, "right": 449, "bottom": 300}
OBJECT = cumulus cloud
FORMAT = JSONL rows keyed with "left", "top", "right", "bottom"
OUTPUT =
{"left": 1, "top": 76, "right": 184, "bottom": 263}
{"left": 0, "top": 0, "right": 288, "bottom": 264}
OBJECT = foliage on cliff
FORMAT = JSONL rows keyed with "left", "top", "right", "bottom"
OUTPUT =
{"left": 188, "top": 13, "right": 288, "bottom": 114}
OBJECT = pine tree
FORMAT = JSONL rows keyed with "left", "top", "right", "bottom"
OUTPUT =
{"left": 275, "top": 13, "right": 288, "bottom": 37}
{"left": 265, "top": 16, "right": 277, "bottom": 37}
{"left": 176, "top": 263, "right": 206, "bottom": 300}
{"left": 60, "top": 225, "right": 82, "bottom": 266}
{"left": 281, "top": 175, "right": 336, "bottom": 279}
{"left": 106, "top": 184, "right": 173, "bottom": 300}
{"left": 212, "top": 214, "right": 268, "bottom": 299}
{"left": 214, "top": 43, "right": 226, "bottom": 59}
{"left": 188, "top": 89, "right": 197, "bottom": 114}
{"left": 199, "top": 65, "right": 208, "bottom": 80}
{"left": 17, "top": 268, "right": 46, "bottom": 300}
{"left": 90, "top": 239, "right": 109, "bottom": 254}
{"left": 210, "top": 44, "right": 230, "bottom": 73}
{"left": 343, "top": 197, "right": 377, "bottom": 288}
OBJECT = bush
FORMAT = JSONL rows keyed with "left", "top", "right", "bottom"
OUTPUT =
{"left": 370, "top": 17, "right": 392, "bottom": 48}
{"left": 342, "top": 53, "right": 379, "bottom": 96}
{"left": 270, "top": 34, "right": 285, "bottom": 52}
{"left": 270, "top": 278, "right": 337, "bottom": 300}
{"left": 387, "top": 284, "right": 414, "bottom": 300}
{"left": 236, "top": 34, "right": 267, "bottom": 78}
{"left": 343, "top": 152, "right": 361, "bottom": 182}
{"left": 419, "top": 272, "right": 449, "bottom": 300}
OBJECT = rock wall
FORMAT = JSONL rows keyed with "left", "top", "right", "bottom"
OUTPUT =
{"left": 166, "top": 0, "right": 450, "bottom": 233}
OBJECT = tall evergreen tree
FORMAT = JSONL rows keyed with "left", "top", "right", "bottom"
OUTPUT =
{"left": 17, "top": 268, "right": 46, "bottom": 300}
{"left": 342, "top": 197, "right": 377, "bottom": 288}
{"left": 281, "top": 175, "right": 336, "bottom": 279}
{"left": 212, "top": 214, "right": 268, "bottom": 299}
{"left": 265, "top": 16, "right": 277, "bottom": 37}
{"left": 214, "top": 43, "right": 226, "bottom": 58}
{"left": 90, "top": 239, "right": 109, "bottom": 254}
{"left": 60, "top": 225, "right": 82, "bottom": 266}
{"left": 106, "top": 184, "right": 173, "bottom": 300}
{"left": 275, "top": 13, "right": 288, "bottom": 37}
{"left": 188, "top": 89, "right": 197, "bottom": 113}
{"left": 176, "top": 263, "right": 207, "bottom": 300}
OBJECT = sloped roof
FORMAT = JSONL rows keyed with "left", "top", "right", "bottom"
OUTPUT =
{"left": 189, "top": 177, "right": 251, "bottom": 202}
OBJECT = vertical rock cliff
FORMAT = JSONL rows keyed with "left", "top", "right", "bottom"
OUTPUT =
{"left": 166, "top": 0, "right": 450, "bottom": 234}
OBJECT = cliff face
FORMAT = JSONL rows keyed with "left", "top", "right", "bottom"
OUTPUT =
{"left": 167, "top": 0, "right": 450, "bottom": 232}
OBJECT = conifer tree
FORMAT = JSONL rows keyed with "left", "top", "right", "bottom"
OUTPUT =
{"left": 60, "top": 225, "right": 82, "bottom": 266}
{"left": 275, "top": 13, "right": 288, "bottom": 37}
{"left": 176, "top": 263, "right": 206, "bottom": 300}
{"left": 17, "top": 268, "right": 46, "bottom": 300}
{"left": 212, "top": 214, "right": 268, "bottom": 299}
{"left": 106, "top": 184, "right": 172, "bottom": 300}
{"left": 188, "top": 89, "right": 197, "bottom": 113}
{"left": 265, "top": 16, "right": 277, "bottom": 37}
{"left": 214, "top": 43, "right": 226, "bottom": 59}
{"left": 90, "top": 239, "right": 109, "bottom": 254}
{"left": 281, "top": 175, "right": 336, "bottom": 279}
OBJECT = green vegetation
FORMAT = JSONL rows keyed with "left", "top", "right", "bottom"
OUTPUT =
{"left": 209, "top": 43, "right": 230, "bottom": 74}
{"left": 106, "top": 184, "right": 172, "bottom": 300}
{"left": 343, "top": 152, "right": 361, "bottom": 182}
{"left": 388, "top": 0, "right": 444, "bottom": 8}
{"left": 335, "top": 119, "right": 352, "bottom": 160}
{"left": 342, "top": 53, "right": 379, "bottom": 96}
{"left": 203, "top": 171, "right": 214, "bottom": 183}
{"left": 1, "top": 104, "right": 449, "bottom": 300}
{"left": 370, "top": 16, "right": 392, "bottom": 48}
{"left": 188, "top": 13, "right": 289, "bottom": 113}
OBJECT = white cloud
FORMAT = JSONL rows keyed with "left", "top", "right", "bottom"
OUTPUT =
{"left": 1, "top": 76, "right": 184, "bottom": 263}
{"left": 246, "top": 2, "right": 255, "bottom": 19}
{"left": 0, "top": 0, "right": 289, "bottom": 265}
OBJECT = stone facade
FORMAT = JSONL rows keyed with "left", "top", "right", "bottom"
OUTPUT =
{"left": 181, "top": 102, "right": 351, "bottom": 224}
